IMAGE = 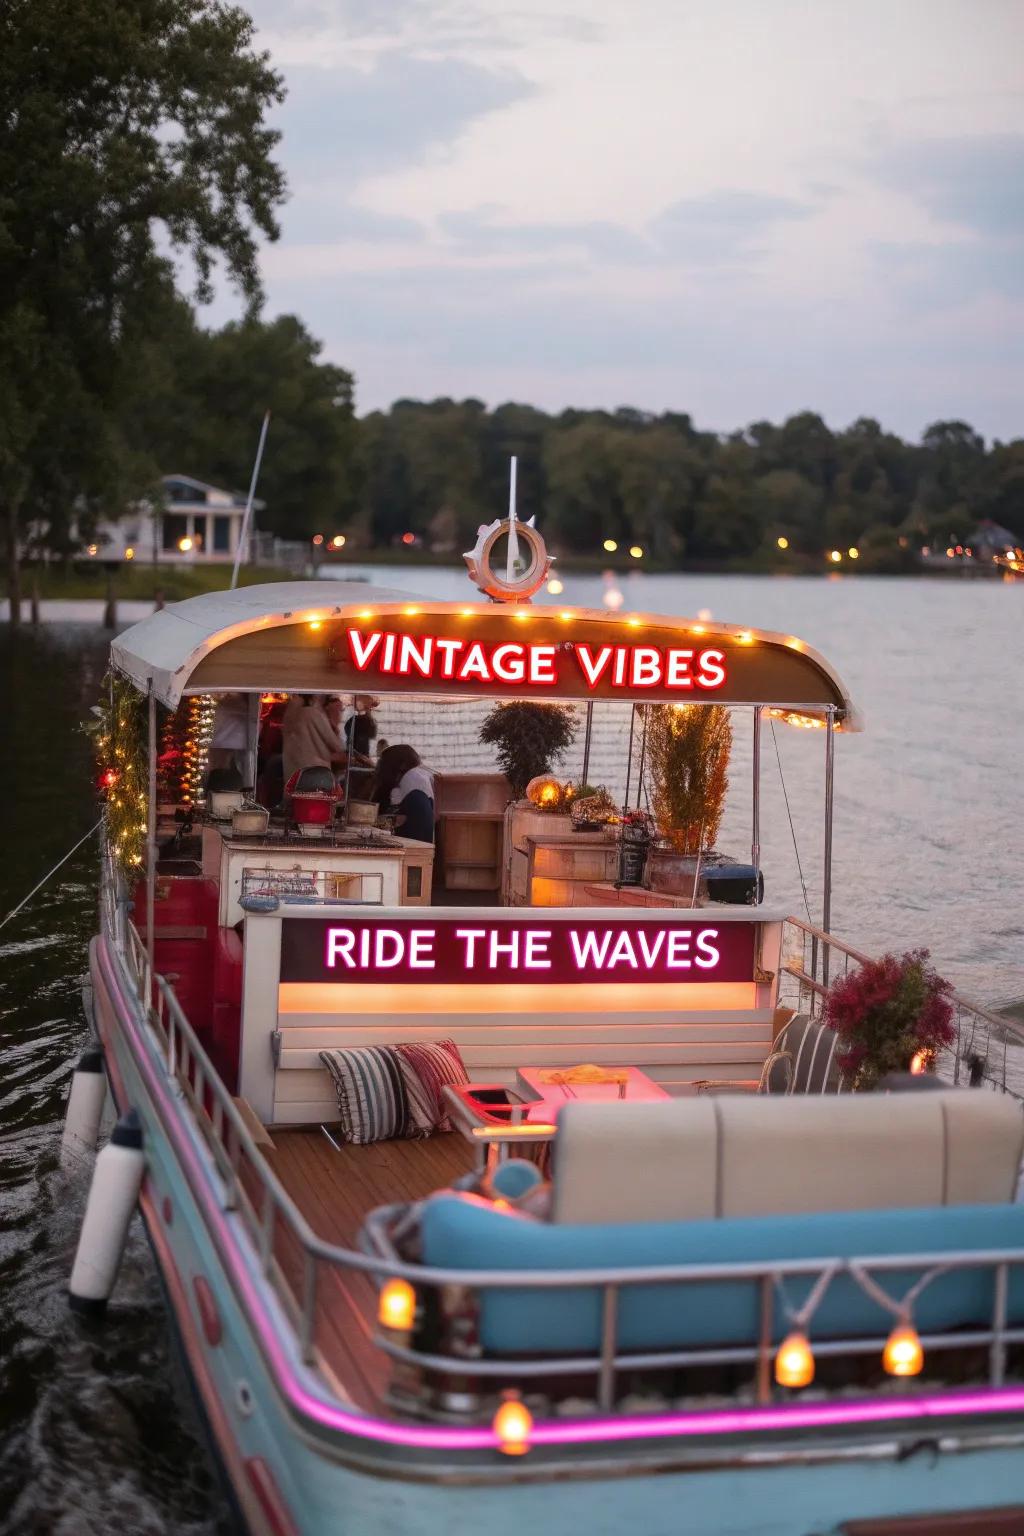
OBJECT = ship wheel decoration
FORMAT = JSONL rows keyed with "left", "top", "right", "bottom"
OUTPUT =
{"left": 463, "top": 457, "right": 553, "bottom": 603}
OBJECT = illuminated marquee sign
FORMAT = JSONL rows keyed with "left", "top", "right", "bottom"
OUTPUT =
{"left": 279, "top": 916, "right": 755, "bottom": 985}
{"left": 344, "top": 628, "right": 727, "bottom": 693}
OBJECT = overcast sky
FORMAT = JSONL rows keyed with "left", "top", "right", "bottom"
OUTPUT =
{"left": 224, "top": 0, "right": 1023, "bottom": 438}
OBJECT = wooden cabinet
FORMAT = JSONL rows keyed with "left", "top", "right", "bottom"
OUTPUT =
{"left": 518, "top": 834, "right": 619, "bottom": 907}
{"left": 438, "top": 814, "right": 503, "bottom": 891}
{"left": 435, "top": 773, "right": 509, "bottom": 893}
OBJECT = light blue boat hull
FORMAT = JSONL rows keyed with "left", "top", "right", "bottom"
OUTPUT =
{"left": 91, "top": 935, "right": 1024, "bottom": 1535}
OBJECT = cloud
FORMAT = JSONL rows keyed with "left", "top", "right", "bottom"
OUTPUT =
{"left": 274, "top": 54, "right": 535, "bottom": 183}
{"left": 649, "top": 190, "right": 817, "bottom": 264}
{"left": 872, "top": 132, "right": 1024, "bottom": 240}
{"left": 438, "top": 205, "right": 651, "bottom": 261}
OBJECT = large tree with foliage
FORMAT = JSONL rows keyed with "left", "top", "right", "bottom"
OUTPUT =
{"left": 148, "top": 314, "right": 358, "bottom": 542}
{"left": 0, "top": 0, "right": 286, "bottom": 618}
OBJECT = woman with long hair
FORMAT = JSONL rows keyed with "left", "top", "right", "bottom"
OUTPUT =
{"left": 373, "top": 744, "right": 434, "bottom": 843}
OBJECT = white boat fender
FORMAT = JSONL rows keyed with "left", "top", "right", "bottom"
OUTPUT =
{"left": 68, "top": 1109, "right": 145, "bottom": 1317}
{"left": 60, "top": 1046, "right": 107, "bottom": 1171}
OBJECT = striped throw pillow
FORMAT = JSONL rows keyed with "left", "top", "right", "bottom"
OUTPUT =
{"left": 319, "top": 1046, "right": 409, "bottom": 1144}
{"left": 394, "top": 1040, "right": 470, "bottom": 1134}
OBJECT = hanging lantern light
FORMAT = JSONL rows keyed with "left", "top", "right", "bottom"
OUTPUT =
{"left": 883, "top": 1321, "right": 923, "bottom": 1377}
{"left": 377, "top": 1277, "right": 417, "bottom": 1333}
{"left": 492, "top": 1391, "right": 533, "bottom": 1455}
{"left": 774, "top": 1330, "right": 815, "bottom": 1388}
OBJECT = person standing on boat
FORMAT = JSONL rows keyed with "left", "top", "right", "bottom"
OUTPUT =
{"left": 343, "top": 693, "right": 379, "bottom": 759}
{"left": 373, "top": 745, "right": 434, "bottom": 843}
{"left": 208, "top": 693, "right": 249, "bottom": 776}
{"left": 281, "top": 695, "right": 347, "bottom": 785}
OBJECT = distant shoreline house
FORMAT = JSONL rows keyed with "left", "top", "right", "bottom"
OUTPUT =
{"left": 89, "top": 475, "right": 264, "bottom": 564}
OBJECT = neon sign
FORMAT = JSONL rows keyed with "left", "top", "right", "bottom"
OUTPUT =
{"left": 279, "top": 917, "right": 755, "bottom": 985}
{"left": 345, "top": 629, "right": 727, "bottom": 693}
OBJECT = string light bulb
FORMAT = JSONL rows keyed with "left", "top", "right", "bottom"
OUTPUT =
{"left": 774, "top": 1331, "right": 815, "bottom": 1388}
{"left": 492, "top": 1392, "right": 533, "bottom": 1455}
{"left": 377, "top": 1278, "right": 416, "bottom": 1332}
{"left": 883, "top": 1322, "right": 923, "bottom": 1377}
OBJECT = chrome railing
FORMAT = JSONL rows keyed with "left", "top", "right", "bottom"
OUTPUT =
{"left": 102, "top": 883, "right": 1024, "bottom": 1428}
{"left": 779, "top": 917, "right": 1024, "bottom": 1101}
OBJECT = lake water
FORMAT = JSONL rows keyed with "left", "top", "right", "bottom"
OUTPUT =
{"left": 0, "top": 572, "right": 1021, "bottom": 1534}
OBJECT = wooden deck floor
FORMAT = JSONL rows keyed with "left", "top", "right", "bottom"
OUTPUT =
{"left": 265, "top": 1128, "right": 475, "bottom": 1409}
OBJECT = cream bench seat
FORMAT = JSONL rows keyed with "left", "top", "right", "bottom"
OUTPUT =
{"left": 551, "top": 1090, "right": 1024, "bottom": 1224}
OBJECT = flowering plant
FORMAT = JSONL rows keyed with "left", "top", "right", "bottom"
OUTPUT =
{"left": 822, "top": 948, "right": 955, "bottom": 1091}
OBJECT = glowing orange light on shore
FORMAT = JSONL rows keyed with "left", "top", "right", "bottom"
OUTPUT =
{"left": 124, "top": 547, "right": 135, "bottom": 561}
{"left": 178, "top": 536, "right": 194, "bottom": 553}
{"left": 848, "top": 547, "right": 859, "bottom": 560}
{"left": 776, "top": 536, "right": 789, "bottom": 550}
{"left": 377, "top": 1278, "right": 416, "bottom": 1332}
{"left": 602, "top": 539, "right": 617, "bottom": 553}
{"left": 401, "top": 532, "right": 415, "bottom": 545}
{"left": 775, "top": 1331, "right": 814, "bottom": 1388}
{"left": 311, "top": 534, "right": 324, "bottom": 547}
{"left": 629, "top": 545, "right": 643, "bottom": 558}
{"left": 87, "top": 544, "right": 98, "bottom": 556}
{"left": 829, "top": 550, "right": 842, "bottom": 563}
{"left": 883, "top": 1322, "right": 923, "bottom": 1377}
{"left": 909, "top": 1050, "right": 928, "bottom": 1075}
{"left": 330, "top": 534, "right": 346, "bottom": 549}
{"left": 493, "top": 1393, "right": 533, "bottom": 1455}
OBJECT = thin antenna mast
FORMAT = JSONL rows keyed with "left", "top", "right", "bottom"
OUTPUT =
{"left": 230, "top": 410, "right": 271, "bottom": 591}
{"left": 505, "top": 455, "right": 519, "bottom": 586}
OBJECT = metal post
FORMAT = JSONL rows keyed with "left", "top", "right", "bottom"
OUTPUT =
{"left": 245, "top": 693, "right": 260, "bottom": 794}
{"left": 580, "top": 701, "right": 594, "bottom": 787}
{"left": 598, "top": 1285, "right": 619, "bottom": 1411}
{"left": 751, "top": 705, "right": 762, "bottom": 872}
{"left": 635, "top": 705, "right": 648, "bottom": 809}
{"left": 146, "top": 685, "right": 157, "bottom": 981}
{"left": 231, "top": 410, "right": 271, "bottom": 590}
{"left": 622, "top": 704, "right": 636, "bottom": 812}
{"left": 821, "top": 706, "right": 836, "bottom": 988}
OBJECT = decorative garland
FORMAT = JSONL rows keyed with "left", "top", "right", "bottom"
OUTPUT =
{"left": 90, "top": 673, "right": 151, "bottom": 875}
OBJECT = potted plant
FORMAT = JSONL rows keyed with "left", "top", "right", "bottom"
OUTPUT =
{"left": 479, "top": 702, "right": 577, "bottom": 798}
{"left": 644, "top": 703, "right": 732, "bottom": 894}
{"left": 822, "top": 948, "right": 955, "bottom": 1091}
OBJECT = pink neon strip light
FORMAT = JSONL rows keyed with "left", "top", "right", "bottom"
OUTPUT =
{"left": 99, "top": 939, "right": 1024, "bottom": 1456}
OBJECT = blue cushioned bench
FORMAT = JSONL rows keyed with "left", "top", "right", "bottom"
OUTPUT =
{"left": 420, "top": 1195, "right": 1024, "bottom": 1358}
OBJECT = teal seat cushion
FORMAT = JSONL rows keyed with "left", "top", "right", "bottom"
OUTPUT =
{"left": 419, "top": 1197, "right": 1024, "bottom": 1357}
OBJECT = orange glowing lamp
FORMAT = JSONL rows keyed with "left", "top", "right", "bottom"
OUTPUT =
{"left": 377, "top": 1278, "right": 416, "bottom": 1333}
{"left": 883, "top": 1322, "right": 923, "bottom": 1377}
{"left": 492, "top": 1392, "right": 533, "bottom": 1455}
{"left": 774, "top": 1330, "right": 815, "bottom": 1388}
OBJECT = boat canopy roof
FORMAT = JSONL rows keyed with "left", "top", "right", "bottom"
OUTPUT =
{"left": 110, "top": 580, "right": 860, "bottom": 728}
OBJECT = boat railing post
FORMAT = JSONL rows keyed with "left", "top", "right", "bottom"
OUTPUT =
{"left": 260, "top": 1185, "right": 276, "bottom": 1274}
{"left": 821, "top": 706, "right": 836, "bottom": 990}
{"left": 756, "top": 1273, "right": 774, "bottom": 1405}
{"left": 953, "top": 1004, "right": 962, "bottom": 1085}
{"left": 146, "top": 685, "right": 157, "bottom": 983}
{"left": 751, "top": 704, "right": 762, "bottom": 874}
{"left": 991, "top": 1262, "right": 1009, "bottom": 1386}
{"left": 301, "top": 1251, "right": 318, "bottom": 1365}
{"left": 597, "top": 1284, "right": 619, "bottom": 1412}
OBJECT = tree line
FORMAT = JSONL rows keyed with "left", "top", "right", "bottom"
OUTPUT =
{"left": 3, "top": 0, "right": 1021, "bottom": 606}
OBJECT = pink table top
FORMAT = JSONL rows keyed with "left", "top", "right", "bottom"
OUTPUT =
{"left": 516, "top": 1065, "right": 670, "bottom": 1123}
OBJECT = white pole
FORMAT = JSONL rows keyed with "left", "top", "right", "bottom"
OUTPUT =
{"left": 230, "top": 410, "right": 271, "bottom": 591}
{"left": 506, "top": 455, "right": 519, "bottom": 585}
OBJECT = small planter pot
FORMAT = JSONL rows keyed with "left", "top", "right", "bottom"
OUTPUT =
{"left": 646, "top": 848, "right": 702, "bottom": 898}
